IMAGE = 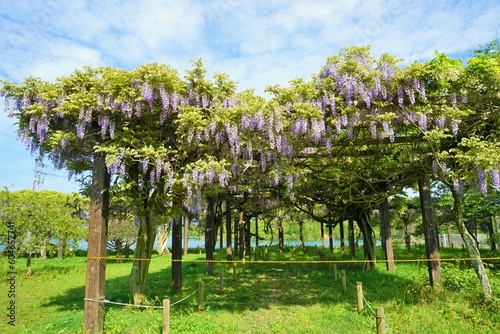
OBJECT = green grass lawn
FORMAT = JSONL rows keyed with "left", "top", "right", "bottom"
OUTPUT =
{"left": 1, "top": 246, "right": 499, "bottom": 333}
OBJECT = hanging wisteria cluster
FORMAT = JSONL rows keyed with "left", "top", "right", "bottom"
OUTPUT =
{"left": 1, "top": 46, "right": 499, "bottom": 217}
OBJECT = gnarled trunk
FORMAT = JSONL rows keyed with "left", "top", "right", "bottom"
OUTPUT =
{"left": 357, "top": 210, "right": 375, "bottom": 270}
{"left": 381, "top": 198, "right": 395, "bottom": 271}
{"left": 452, "top": 190, "right": 492, "bottom": 301}
{"left": 157, "top": 223, "right": 171, "bottom": 255}
{"left": 129, "top": 212, "right": 156, "bottom": 304}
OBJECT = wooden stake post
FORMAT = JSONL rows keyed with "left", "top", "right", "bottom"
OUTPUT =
{"left": 162, "top": 299, "right": 170, "bottom": 334}
{"left": 341, "top": 270, "right": 346, "bottom": 292}
{"left": 356, "top": 282, "right": 363, "bottom": 313}
{"left": 376, "top": 307, "right": 385, "bottom": 334}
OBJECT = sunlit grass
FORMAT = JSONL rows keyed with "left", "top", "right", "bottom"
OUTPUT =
{"left": 0, "top": 246, "right": 499, "bottom": 333}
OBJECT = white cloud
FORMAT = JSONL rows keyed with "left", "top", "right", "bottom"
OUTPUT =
{"left": 1, "top": 0, "right": 498, "bottom": 192}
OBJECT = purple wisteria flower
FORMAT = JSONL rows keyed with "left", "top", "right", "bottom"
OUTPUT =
{"left": 450, "top": 94, "right": 457, "bottom": 108}
{"left": 142, "top": 158, "right": 150, "bottom": 173}
{"left": 418, "top": 114, "right": 427, "bottom": 131}
{"left": 397, "top": 85, "right": 404, "bottom": 108}
{"left": 171, "top": 93, "right": 179, "bottom": 111}
{"left": 451, "top": 121, "right": 459, "bottom": 137}
{"left": 491, "top": 168, "right": 499, "bottom": 190}
{"left": 109, "top": 120, "right": 115, "bottom": 139}
{"left": 379, "top": 62, "right": 397, "bottom": 81}
{"left": 370, "top": 122, "right": 377, "bottom": 139}
{"left": 141, "top": 82, "right": 154, "bottom": 105}
{"left": 201, "top": 95, "right": 210, "bottom": 108}
{"left": 311, "top": 119, "right": 325, "bottom": 143}
{"left": 219, "top": 169, "right": 229, "bottom": 187}
{"left": 61, "top": 137, "right": 68, "bottom": 150}
{"left": 325, "top": 138, "right": 332, "bottom": 154}
{"left": 432, "top": 160, "right": 439, "bottom": 177}
{"left": 76, "top": 123, "right": 86, "bottom": 139}
{"left": 436, "top": 116, "right": 446, "bottom": 130}
{"left": 99, "top": 115, "right": 109, "bottom": 139}
{"left": 477, "top": 167, "right": 488, "bottom": 196}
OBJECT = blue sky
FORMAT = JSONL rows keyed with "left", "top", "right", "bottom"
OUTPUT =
{"left": 0, "top": 0, "right": 498, "bottom": 194}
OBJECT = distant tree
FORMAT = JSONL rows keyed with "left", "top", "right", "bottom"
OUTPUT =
{"left": 0, "top": 189, "right": 86, "bottom": 275}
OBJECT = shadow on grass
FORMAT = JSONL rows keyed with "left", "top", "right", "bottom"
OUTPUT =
{"left": 41, "top": 246, "right": 438, "bottom": 314}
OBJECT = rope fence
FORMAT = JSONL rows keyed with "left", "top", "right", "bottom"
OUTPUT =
{"left": 84, "top": 274, "right": 222, "bottom": 333}
{"left": 87, "top": 256, "right": 500, "bottom": 263}
{"left": 84, "top": 250, "right": 499, "bottom": 333}
{"left": 83, "top": 262, "right": 403, "bottom": 334}
{"left": 345, "top": 277, "right": 393, "bottom": 334}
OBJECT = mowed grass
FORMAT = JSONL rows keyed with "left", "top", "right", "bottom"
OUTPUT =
{"left": 1, "top": 246, "right": 499, "bottom": 333}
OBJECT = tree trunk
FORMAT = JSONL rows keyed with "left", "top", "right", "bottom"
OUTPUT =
{"left": 357, "top": 211, "right": 375, "bottom": 270}
{"left": 83, "top": 151, "right": 110, "bottom": 334}
{"left": 418, "top": 178, "right": 441, "bottom": 288}
{"left": 328, "top": 224, "right": 334, "bottom": 253}
{"left": 348, "top": 219, "right": 356, "bottom": 259}
{"left": 299, "top": 219, "right": 305, "bottom": 250}
{"left": 115, "top": 239, "right": 123, "bottom": 264}
{"left": 404, "top": 215, "right": 411, "bottom": 251}
{"left": 157, "top": 223, "right": 171, "bottom": 255}
{"left": 40, "top": 246, "right": 47, "bottom": 260}
{"left": 381, "top": 198, "right": 395, "bottom": 271}
{"left": 234, "top": 212, "right": 239, "bottom": 258}
{"left": 171, "top": 217, "right": 183, "bottom": 293}
{"left": 26, "top": 252, "right": 32, "bottom": 277}
{"left": 488, "top": 216, "right": 498, "bottom": 252}
{"left": 447, "top": 223, "right": 453, "bottom": 249}
{"left": 405, "top": 228, "right": 411, "bottom": 251}
{"left": 129, "top": 212, "right": 156, "bottom": 304}
{"left": 238, "top": 211, "right": 245, "bottom": 259}
{"left": 219, "top": 218, "right": 224, "bottom": 250}
{"left": 125, "top": 240, "right": 131, "bottom": 258}
{"left": 57, "top": 238, "right": 65, "bottom": 260}
{"left": 183, "top": 215, "right": 190, "bottom": 257}
{"left": 452, "top": 190, "right": 492, "bottom": 301}
{"left": 339, "top": 220, "right": 345, "bottom": 254}
{"left": 205, "top": 196, "right": 215, "bottom": 276}
{"left": 245, "top": 216, "right": 251, "bottom": 257}
{"left": 278, "top": 217, "right": 284, "bottom": 255}
{"left": 320, "top": 222, "right": 325, "bottom": 248}
{"left": 226, "top": 203, "right": 232, "bottom": 261}
{"left": 255, "top": 216, "right": 259, "bottom": 248}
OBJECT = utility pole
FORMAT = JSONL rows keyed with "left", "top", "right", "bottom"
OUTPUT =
{"left": 32, "top": 153, "right": 45, "bottom": 192}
